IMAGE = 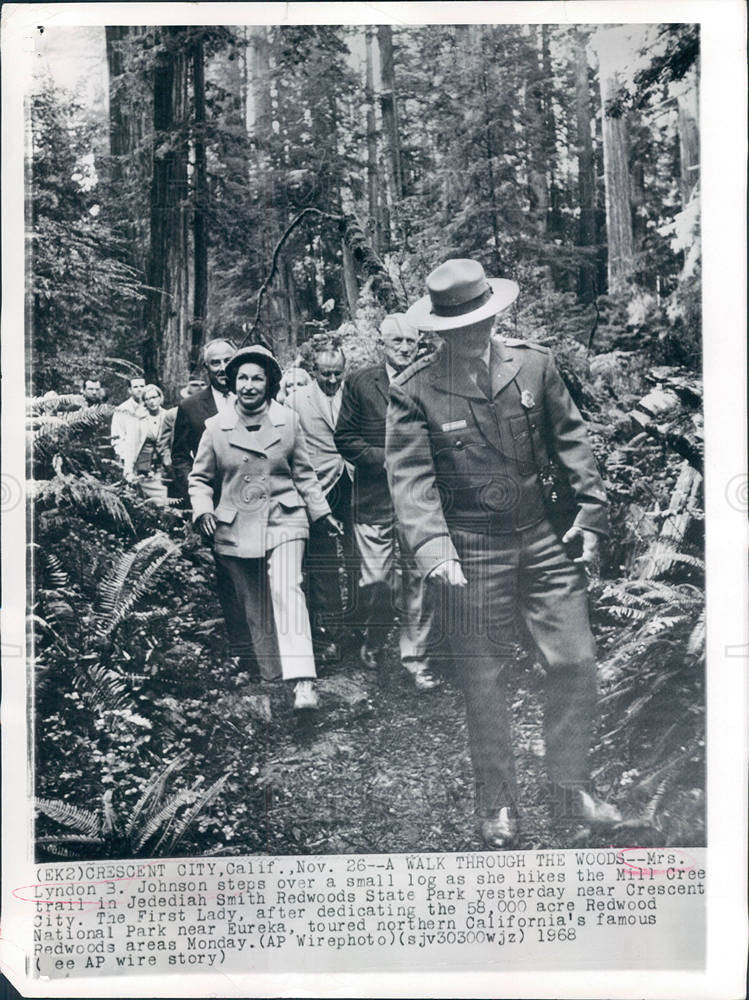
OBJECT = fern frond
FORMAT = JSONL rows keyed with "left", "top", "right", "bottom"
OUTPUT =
{"left": 98, "top": 535, "right": 179, "bottom": 637}
{"left": 67, "top": 474, "right": 133, "bottom": 530}
{"left": 43, "top": 551, "right": 69, "bottom": 588}
{"left": 164, "top": 773, "right": 229, "bottom": 854}
{"left": 28, "top": 392, "right": 87, "bottom": 413}
{"left": 75, "top": 664, "right": 133, "bottom": 715}
{"left": 33, "top": 404, "right": 113, "bottom": 439}
{"left": 126, "top": 752, "right": 190, "bottom": 838}
{"left": 135, "top": 789, "right": 195, "bottom": 851}
{"left": 35, "top": 798, "right": 101, "bottom": 837}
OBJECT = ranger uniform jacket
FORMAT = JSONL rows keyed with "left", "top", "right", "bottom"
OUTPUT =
{"left": 385, "top": 335, "right": 608, "bottom": 577}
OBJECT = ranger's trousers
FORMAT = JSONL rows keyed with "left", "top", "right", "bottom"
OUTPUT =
{"left": 436, "top": 518, "right": 598, "bottom": 818}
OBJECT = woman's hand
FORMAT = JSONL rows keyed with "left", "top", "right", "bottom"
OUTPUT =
{"left": 322, "top": 514, "right": 344, "bottom": 537}
{"left": 428, "top": 558, "right": 468, "bottom": 587}
{"left": 196, "top": 512, "right": 217, "bottom": 538}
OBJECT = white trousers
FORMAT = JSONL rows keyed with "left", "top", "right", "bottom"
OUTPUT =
{"left": 268, "top": 538, "right": 317, "bottom": 681}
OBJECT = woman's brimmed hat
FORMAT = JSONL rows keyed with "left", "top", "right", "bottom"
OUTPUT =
{"left": 405, "top": 259, "right": 519, "bottom": 332}
{"left": 225, "top": 344, "right": 282, "bottom": 398}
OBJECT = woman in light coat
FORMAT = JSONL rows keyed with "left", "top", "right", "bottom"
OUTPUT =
{"left": 188, "top": 345, "right": 341, "bottom": 710}
{"left": 123, "top": 384, "right": 174, "bottom": 504}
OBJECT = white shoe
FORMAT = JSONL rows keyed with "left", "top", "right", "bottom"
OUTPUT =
{"left": 293, "top": 680, "right": 319, "bottom": 711}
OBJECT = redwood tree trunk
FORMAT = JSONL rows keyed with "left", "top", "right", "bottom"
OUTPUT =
{"left": 595, "top": 29, "right": 635, "bottom": 294}
{"left": 377, "top": 25, "right": 403, "bottom": 233}
{"left": 143, "top": 27, "right": 191, "bottom": 396}
{"left": 365, "top": 28, "right": 383, "bottom": 254}
{"left": 677, "top": 66, "right": 699, "bottom": 205}
{"left": 192, "top": 32, "right": 208, "bottom": 372}
{"left": 574, "top": 30, "right": 597, "bottom": 302}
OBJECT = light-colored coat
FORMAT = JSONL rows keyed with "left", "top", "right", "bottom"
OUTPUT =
{"left": 289, "top": 382, "right": 350, "bottom": 495}
{"left": 122, "top": 407, "right": 175, "bottom": 478}
{"left": 189, "top": 399, "right": 330, "bottom": 559}
{"left": 111, "top": 397, "right": 143, "bottom": 461}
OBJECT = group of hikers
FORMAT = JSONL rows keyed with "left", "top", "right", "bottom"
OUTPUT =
{"left": 41, "top": 258, "right": 623, "bottom": 848}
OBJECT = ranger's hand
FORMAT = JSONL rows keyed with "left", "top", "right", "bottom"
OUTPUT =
{"left": 562, "top": 526, "right": 599, "bottom": 568}
{"left": 429, "top": 559, "right": 468, "bottom": 587}
{"left": 196, "top": 512, "right": 217, "bottom": 539}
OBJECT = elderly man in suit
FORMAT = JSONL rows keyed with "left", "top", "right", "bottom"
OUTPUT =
{"left": 386, "top": 258, "right": 620, "bottom": 849}
{"left": 335, "top": 314, "right": 440, "bottom": 690}
{"left": 172, "top": 338, "right": 254, "bottom": 668}
{"left": 290, "top": 341, "right": 353, "bottom": 661}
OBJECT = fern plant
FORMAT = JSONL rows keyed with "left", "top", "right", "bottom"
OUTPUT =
{"left": 36, "top": 756, "right": 230, "bottom": 859}
{"left": 96, "top": 532, "right": 180, "bottom": 638}
{"left": 31, "top": 469, "right": 134, "bottom": 533}
{"left": 595, "top": 571, "right": 705, "bottom": 841}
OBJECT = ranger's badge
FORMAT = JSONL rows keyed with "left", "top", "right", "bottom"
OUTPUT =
{"left": 520, "top": 389, "right": 535, "bottom": 409}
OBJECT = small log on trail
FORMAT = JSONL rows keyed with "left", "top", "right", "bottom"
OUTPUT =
{"left": 628, "top": 367, "right": 703, "bottom": 471}
{"left": 636, "top": 460, "right": 702, "bottom": 580}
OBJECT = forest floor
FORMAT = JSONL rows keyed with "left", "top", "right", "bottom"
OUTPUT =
{"left": 166, "top": 633, "right": 635, "bottom": 859}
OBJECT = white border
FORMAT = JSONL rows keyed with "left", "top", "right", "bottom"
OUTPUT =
{"left": 2, "top": 2, "right": 747, "bottom": 997}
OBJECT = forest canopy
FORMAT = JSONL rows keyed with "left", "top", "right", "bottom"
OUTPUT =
{"left": 29, "top": 22, "right": 700, "bottom": 398}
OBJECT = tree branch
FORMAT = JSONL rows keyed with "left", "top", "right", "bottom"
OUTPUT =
{"left": 238, "top": 208, "right": 343, "bottom": 348}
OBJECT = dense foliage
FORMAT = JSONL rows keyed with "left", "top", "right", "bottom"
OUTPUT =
{"left": 31, "top": 23, "right": 699, "bottom": 392}
{"left": 29, "top": 22, "right": 704, "bottom": 855}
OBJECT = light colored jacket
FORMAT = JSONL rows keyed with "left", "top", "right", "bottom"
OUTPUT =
{"left": 188, "top": 399, "right": 330, "bottom": 559}
{"left": 122, "top": 408, "right": 174, "bottom": 477}
{"left": 111, "top": 397, "right": 143, "bottom": 461}
{"left": 288, "top": 382, "right": 351, "bottom": 495}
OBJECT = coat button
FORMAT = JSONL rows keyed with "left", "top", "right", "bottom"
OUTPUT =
{"left": 243, "top": 474, "right": 252, "bottom": 482}
{"left": 454, "top": 439, "right": 464, "bottom": 449}
{"left": 243, "top": 457, "right": 249, "bottom": 463}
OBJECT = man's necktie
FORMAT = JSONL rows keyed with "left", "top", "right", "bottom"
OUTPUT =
{"left": 472, "top": 358, "right": 492, "bottom": 399}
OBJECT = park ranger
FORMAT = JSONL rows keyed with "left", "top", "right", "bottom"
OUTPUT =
{"left": 385, "top": 258, "right": 620, "bottom": 849}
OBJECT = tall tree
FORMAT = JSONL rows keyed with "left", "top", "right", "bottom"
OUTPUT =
{"left": 574, "top": 29, "right": 598, "bottom": 301}
{"left": 594, "top": 28, "right": 636, "bottom": 294}
{"left": 143, "top": 27, "right": 191, "bottom": 393}
{"left": 676, "top": 65, "right": 699, "bottom": 206}
{"left": 365, "top": 28, "right": 383, "bottom": 255}
{"left": 377, "top": 25, "right": 404, "bottom": 237}
{"left": 191, "top": 32, "right": 208, "bottom": 370}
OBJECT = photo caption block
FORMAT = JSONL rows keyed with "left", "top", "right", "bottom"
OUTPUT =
{"left": 24, "top": 848, "right": 705, "bottom": 978}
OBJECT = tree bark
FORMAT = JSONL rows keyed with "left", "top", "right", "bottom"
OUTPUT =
{"left": 377, "top": 25, "right": 404, "bottom": 234}
{"left": 677, "top": 66, "right": 699, "bottom": 205}
{"left": 365, "top": 28, "right": 383, "bottom": 255}
{"left": 191, "top": 33, "right": 208, "bottom": 371}
{"left": 594, "top": 29, "right": 635, "bottom": 294}
{"left": 143, "top": 27, "right": 191, "bottom": 396}
{"left": 104, "top": 27, "right": 149, "bottom": 275}
{"left": 574, "top": 29, "right": 597, "bottom": 302}
{"left": 526, "top": 28, "right": 549, "bottom": 239}
{"left": 342, "top": 238, "right": 359, "bottom": 317}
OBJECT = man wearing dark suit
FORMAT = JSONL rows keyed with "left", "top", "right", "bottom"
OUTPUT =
{"left": 289, "top": 342, "right": 354, "bottom": 661}
{"left": 386, "top": 259, "right": 620, "bottom": 848}
{"left": 172, "top": 338, "right": 252, "bottom": 665}
{"left": 335, "top": 315, "right": 439, "bottom": 690}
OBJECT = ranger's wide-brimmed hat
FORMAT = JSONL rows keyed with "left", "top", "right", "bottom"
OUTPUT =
{"left": 405, "top": 259, "right": 519, "bottom": 332}
{"left": 225, "top": 344, "right": 282, "bottom": 397}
